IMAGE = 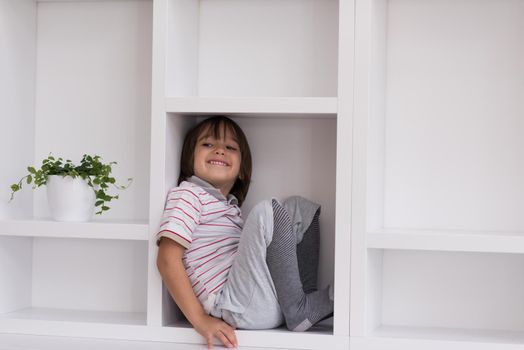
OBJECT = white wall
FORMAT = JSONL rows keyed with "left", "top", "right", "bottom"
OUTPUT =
{"left": 0, "top": 0, "right": 37, "bottom": 219}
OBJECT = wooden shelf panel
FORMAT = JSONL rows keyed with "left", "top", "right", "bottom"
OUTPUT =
{"left": 165, "top": 97, "right": 338, "bottom": 116}
{"left": 367, "top": 228, "right": 524, "bottom": 254}
{"left": 0, "top": 219, "right": 149, "bottom": 240}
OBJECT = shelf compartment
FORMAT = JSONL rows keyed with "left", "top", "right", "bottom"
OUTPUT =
{"left": 366, "top": 249, "right": 524, "bottom": 344}
{"left": 367, "top": 228, "right": 524, "bottom": 254}
{"left": 0, "top": 236, "right": 148, "bottom": 325}
{"left": 165, "top": 97, "right": 338, "bottom": 116}
{"left": 28, "top": 0, "right": 152, "bottom": 223}
{"left": 1, "top": 0, "right": 152, "bottom": 222}
{"left": 351, "top": 0, "right": 524, "bottom": 340}
{"left": 0, "top": 219, "right": 149, "bottom": 240}
{"left": 360, "top": 0, "right": 524, "bottom": 234}
{"left": 161, "top": 114, "right": 338, "bottom": 332}
{"left": 166, "top": 0, "right": 339, "bottom": 98}
{"left": 164, "top": 115, "right": 337, "bottom": 245}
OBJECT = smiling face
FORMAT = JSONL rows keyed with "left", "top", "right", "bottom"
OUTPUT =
{"left": 193, "top": 125, "right": 241, "bottom": 197}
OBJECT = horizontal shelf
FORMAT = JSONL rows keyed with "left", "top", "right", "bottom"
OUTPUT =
{"left": 0, "top": 334, "right": 185, "bottom": 350}
{"left": 165, "top": 97, "right": 338, "bottom": 116}
{"left": 166, "top": 318, "right": 336, "bottom": 349}
{"left": 0, "top": 219, "right": 149, "bottom": 240}
{"left": 370, "top": 325, "right": 524, "bottom": 346}
{"left": 367, "top": 228, "right": 524, "bottom": 254}
{"left": 0, "top": 315, "right": 343, "bottom": 349}
{"left": 0, "top": 334, "right": 272, "bottom": 350}
{"left": 1, "top": 307, "right": 146, "bottom": 326}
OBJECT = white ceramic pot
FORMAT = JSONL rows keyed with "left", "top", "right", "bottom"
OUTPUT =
{"left": 46, "top": 175, "right": 96, "bottom": 222}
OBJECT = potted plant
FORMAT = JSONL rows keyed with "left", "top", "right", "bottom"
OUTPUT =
{"left": 9, "top": 154, "right": 132, "bottom": 222}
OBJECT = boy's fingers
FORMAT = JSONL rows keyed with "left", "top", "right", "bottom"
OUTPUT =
{"left": 216, "top": 331, "right": 233, "bottom": 348}
{"left": 221, "top": 327, "right": 238, "bottom": 348}
{"left": 206, "top": 336, "right": 213, "bottom": 349}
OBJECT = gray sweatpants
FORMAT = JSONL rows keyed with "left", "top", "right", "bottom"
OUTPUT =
{"left": 210, "top": 196, "right": 320, "bottom": 329}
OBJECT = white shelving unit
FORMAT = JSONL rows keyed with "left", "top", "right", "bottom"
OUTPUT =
{"left": 1, "top": 0, "right": 351, "bottom": 349}
{"left": 0, "top": 0, "right": 152, "bottom": 340}
{"left": 148, "top": 0, "right": 351, "bottom": 347}
{"left": 351, "top": 0, "right": 524, "bottom": 349}
{"left": 8, "top": 0, "right": 519, "bottom": 349}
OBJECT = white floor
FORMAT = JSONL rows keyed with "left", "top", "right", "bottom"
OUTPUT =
{"left": 0, "top": 333, "right": 294, "bottom": 350}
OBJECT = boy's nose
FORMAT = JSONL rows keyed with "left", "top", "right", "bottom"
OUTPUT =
{"left": 215, "top": 149, "right": 225, "bottom": 155}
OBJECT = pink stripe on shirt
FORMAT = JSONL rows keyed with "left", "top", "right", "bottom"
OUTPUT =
{"left": 160, "top": 230, "right": 191, "bottom": 244}
{"left": 165, "top": 197, "right": 201, "bottom": 214}
{"left": 165, "top": 215, "right": 193, "bottom": 232}
{"left": 186, "top": 236, "right": 238, "bottom": 254}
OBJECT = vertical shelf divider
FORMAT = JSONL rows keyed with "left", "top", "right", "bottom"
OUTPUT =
{"left": 334, "top": 0, "right": 355, "bottom": 337}
{"left": 147, "top": 0, "right": 168, "bottom": 328}
{"left": 351, "top": 0, "right": 372, "bottom": 337}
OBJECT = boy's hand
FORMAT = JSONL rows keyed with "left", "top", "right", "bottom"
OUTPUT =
{"left": 194, "top": 314, "right": 238, "bottom": 349}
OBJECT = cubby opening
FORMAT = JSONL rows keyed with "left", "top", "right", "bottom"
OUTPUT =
{"left": 367, "top": 248, "right": 524, "bottom": 343}
{"left": 366, "top": 0, "right": 524, "bottom": 234}
{"left": 166, "top": 0, "right": 339, "bottom": 98}
{"left": 0, "top": 236, "right": 148, "bottom": 325}
{"left": 1, "top": 0, "right": 153, "bottom": 223}
{"left": 161, "top": 114, "right": 337, "bottom": 333}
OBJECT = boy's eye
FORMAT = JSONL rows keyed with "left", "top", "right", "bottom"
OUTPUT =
{"left": 226, "top": 145, "right": 238, "bottom": 151}
{"left": 202, "top": 143, "right": 213, "bottom": 148}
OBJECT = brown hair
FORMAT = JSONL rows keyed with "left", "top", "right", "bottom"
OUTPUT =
{"left": 178, "top": 116, "right": 252, "bottom": 206}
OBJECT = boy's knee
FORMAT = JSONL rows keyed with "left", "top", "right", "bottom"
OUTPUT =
{"left": 243, "top": 199, "right": 274, "bottom": 245}
{"left": 283, "top": 195, "right": 319, "bottom": 209}
{"left": 282, "top": 195, "right": 305, "bottom": 206}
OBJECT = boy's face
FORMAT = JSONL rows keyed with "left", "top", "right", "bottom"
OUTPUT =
{"left": 193, "top": 127, "right": 241, "bottom": 197}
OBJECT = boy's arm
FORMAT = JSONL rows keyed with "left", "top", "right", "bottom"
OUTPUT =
{"left": 157, "top": 238, "right": 238, "bottom": 349}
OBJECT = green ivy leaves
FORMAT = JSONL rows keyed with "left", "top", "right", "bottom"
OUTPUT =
{"left": 9, "top": 154, "right": 133, "bottom": 215}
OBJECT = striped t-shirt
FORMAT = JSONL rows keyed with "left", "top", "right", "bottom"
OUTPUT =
{"left": 157, "top": 176, "right": 243, "bottom": 313}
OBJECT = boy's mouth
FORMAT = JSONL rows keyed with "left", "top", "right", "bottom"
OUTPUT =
{"left": 208, "top": 159, "right": 230, "bottom": 166}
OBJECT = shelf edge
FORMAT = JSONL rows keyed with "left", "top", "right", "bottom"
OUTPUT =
{"left": 367, "top": 229, "right": 524, "bottom": 254}
{"left": 0, "top": 318, "right": 345, "bottom": 349}
{"left": 0, "top": 220, "right": 150, "bottom": 241}
{"left": 165, "top": 97, "right": 338, "bottom": 115}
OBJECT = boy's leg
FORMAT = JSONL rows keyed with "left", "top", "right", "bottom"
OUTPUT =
{"left": 296, "top": 209, "right": 320, "bottom": 293}
{"left": 266, "top": 199, "right": 333, "bottom": 332}
{"left": 282, "top": 196, "right": 321, "bottom": 294}
{"left": 212, "top": 200, "right": 283, "bottom": 329}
